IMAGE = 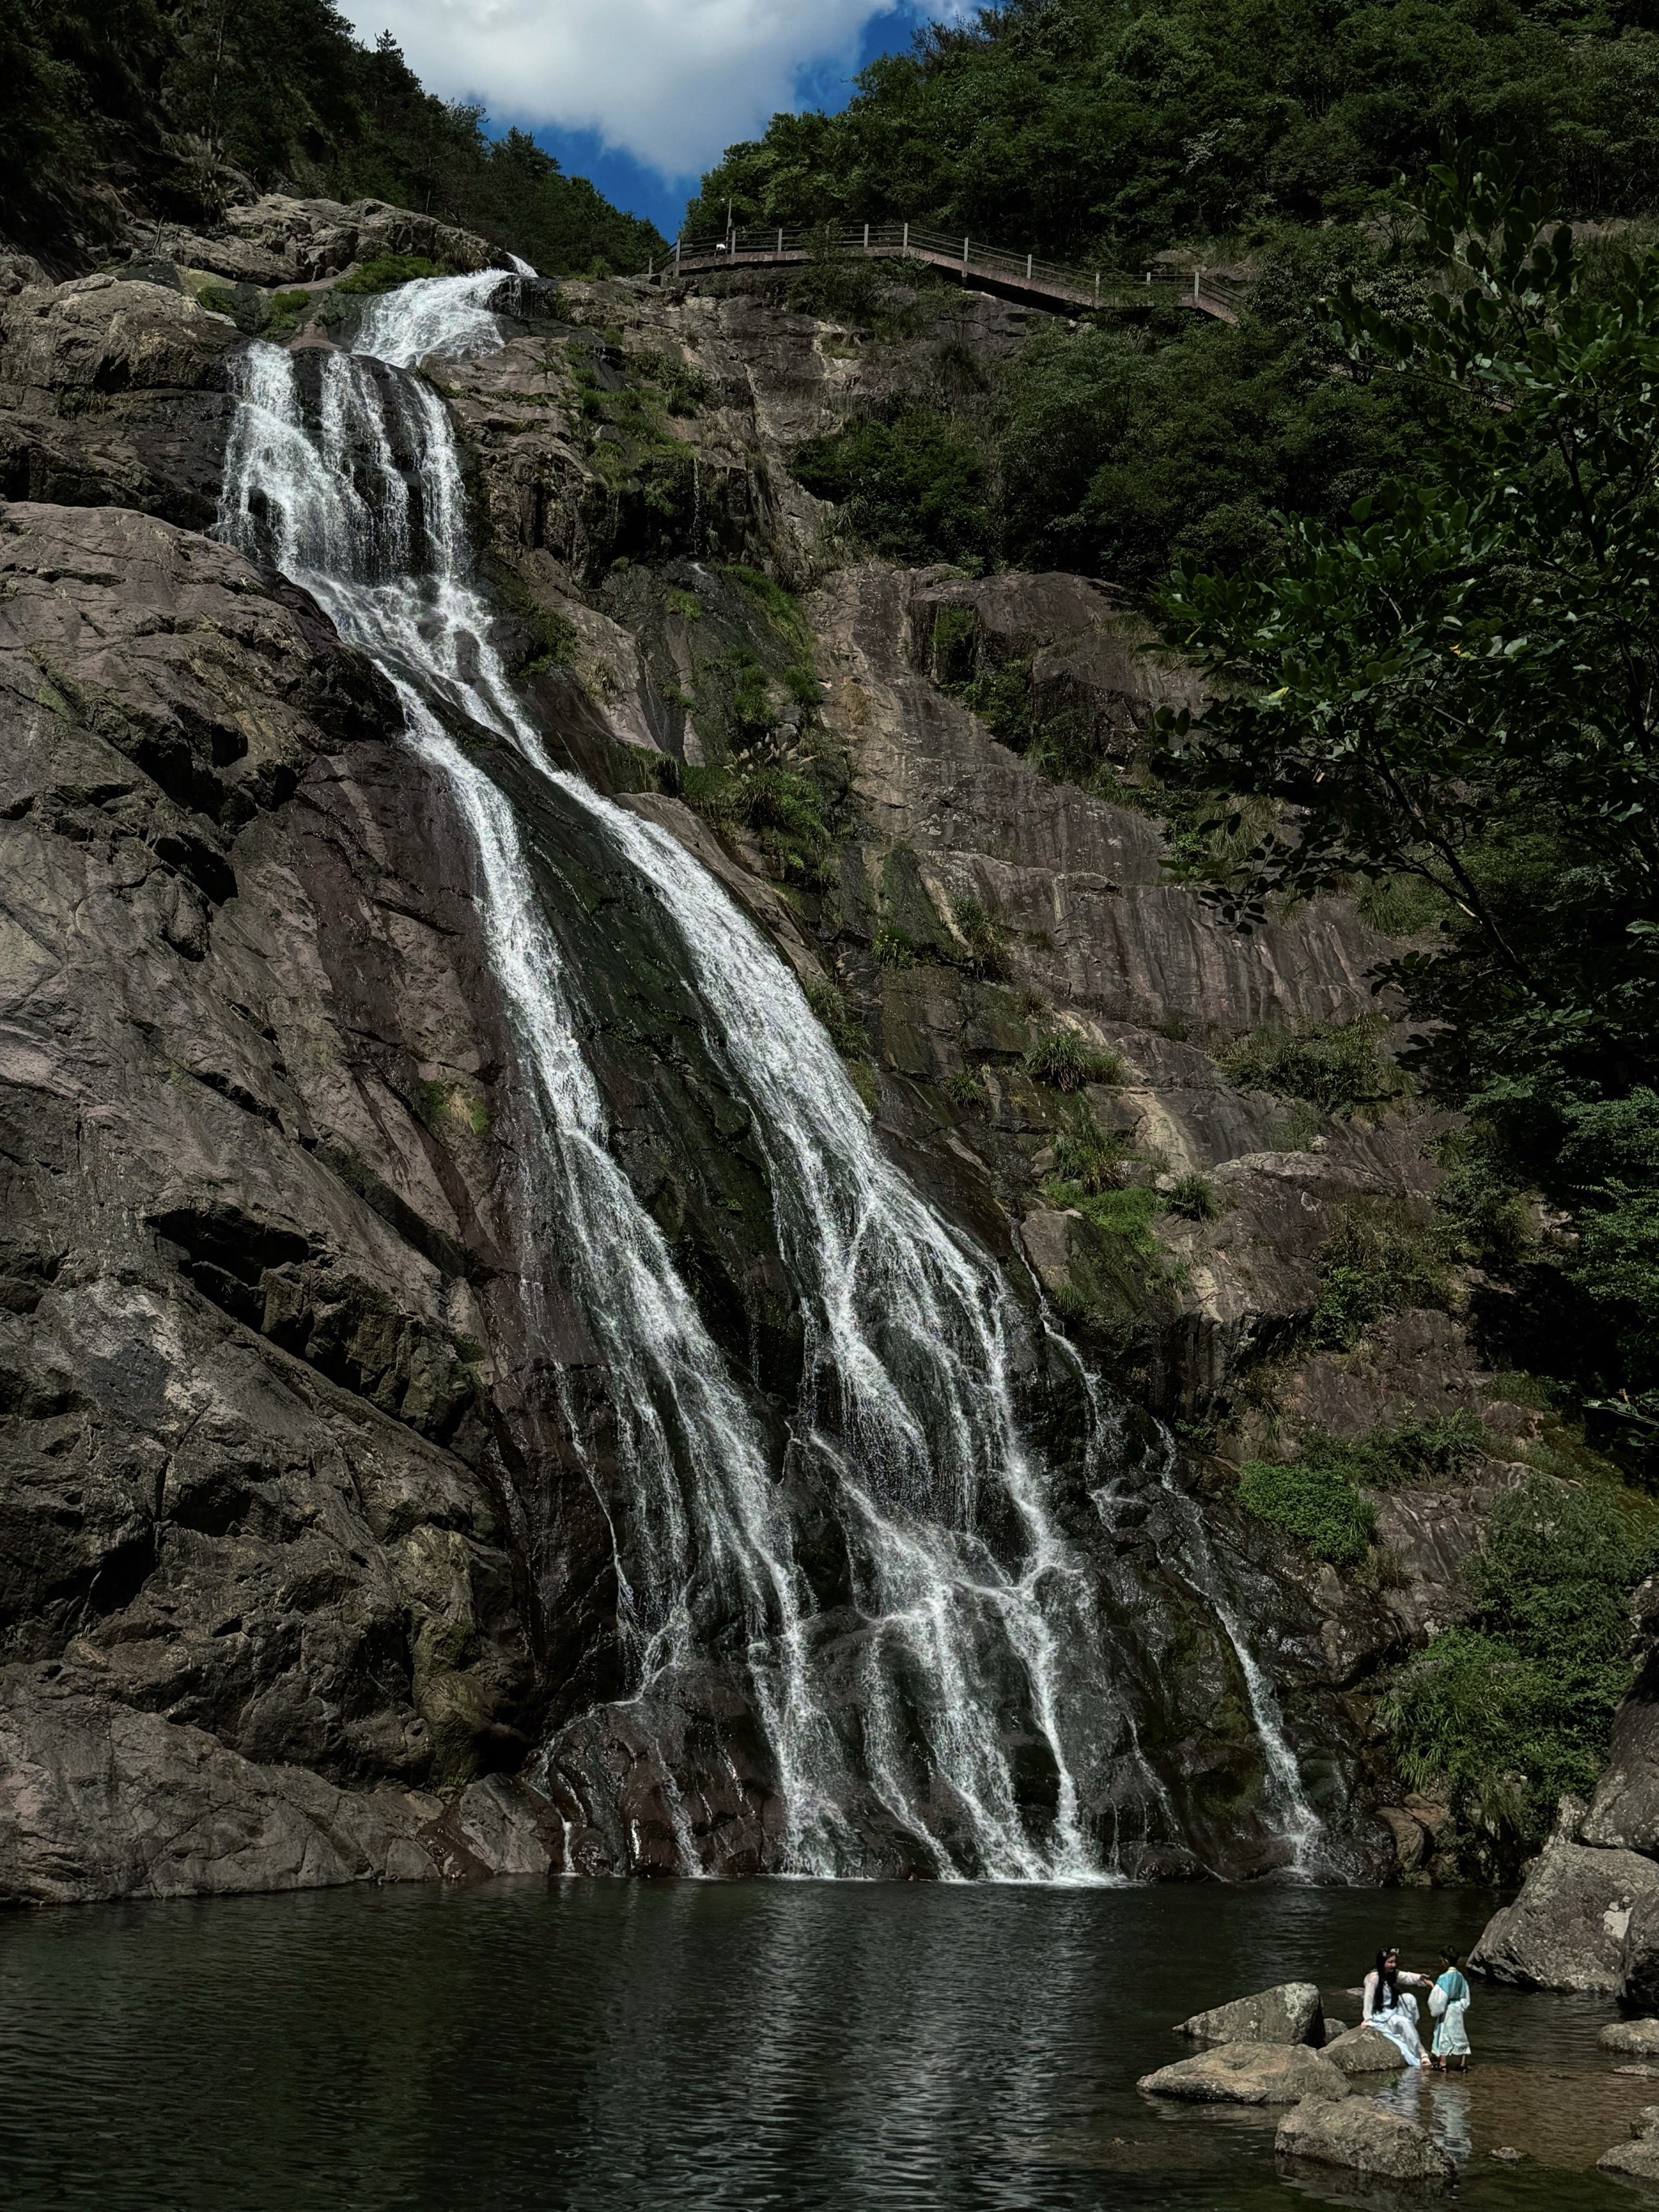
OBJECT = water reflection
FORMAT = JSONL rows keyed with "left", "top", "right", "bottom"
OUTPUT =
{"left": 0, "top": 1881, "right": 1638, "bottom": 2212}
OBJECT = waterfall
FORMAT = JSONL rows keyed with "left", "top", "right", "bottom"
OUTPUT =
{"left": 216, "top": 269, "right": 1325, "bottom": 1881}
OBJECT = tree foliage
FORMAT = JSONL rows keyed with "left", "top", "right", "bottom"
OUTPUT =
{"left": 1158, "top": 150, "right": 1659, "bottom": 1462}
{"left": 0, "top": 2, "right": 663, "bottom": 271}
{"left": 693, "top": 0, "right": 1659, "bottom": 262}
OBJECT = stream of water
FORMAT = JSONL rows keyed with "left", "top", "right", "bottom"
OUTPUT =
{"left": 215, "top": 269, "right": 1325, "bottom": 1883}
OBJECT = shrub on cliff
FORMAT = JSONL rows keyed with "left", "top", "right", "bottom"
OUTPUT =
{"left": 1386, "top": 1475, "right": 1659, "bottom": 1841}
{"left": 1238, "top": 1410, "right": 1488, "bottom": 1567}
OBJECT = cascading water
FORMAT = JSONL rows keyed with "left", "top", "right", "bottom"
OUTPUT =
{"left": 217, "top": 268, "right": 1327, "bottom": 1881}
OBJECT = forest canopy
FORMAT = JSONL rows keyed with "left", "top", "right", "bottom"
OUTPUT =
{"left": 0, "top": 0, "right": 663, "bottom": 272}
{"left": 693, "top": 0, "right": 1659, "bottom": 259}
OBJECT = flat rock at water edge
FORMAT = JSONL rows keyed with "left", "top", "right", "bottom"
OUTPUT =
{"left": 1139, "top": 2042, "right": 1350, "bottom": 2106}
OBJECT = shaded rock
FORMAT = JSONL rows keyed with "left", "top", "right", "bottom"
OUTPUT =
{"left": 416, "top": 1776, "right": 567, "bottom": 1879}
{"left": 1276, "top": 2096, "right": 1455, "bottom": 2187}
{"left": 0, "top": 1672, "right": 444, "bottom": 1903}
{"left": 1625, "top": 1891, "right": 1659, "bottom": 2013}
{"left": 1377, "top": 1804, "right": 1429, "bottom": 1876}
{"left": 1601, "top": 2021, "right": 1659, "bottom": 2056}
{"left": 1586, "top": 1653, "right": 1659, "bottom": 1855}
{"left": 1323, "top": 2018, "right": 1350, "bottom": 2041}
{"left": 1599, "top": 2103, "right": 1659, "bottom": 2180}
{"left": 1471, "top": 1838, "right": 1659, "bottom": 1992}
{"left": 1138, "top": 2042, "right": 1350, "bottom": 2105}
{"left": 1322, "top": 2026, "right": 1414, "bottom": 2075}
{"left": 1176, "top": 1980, "right": 1324, "bottom": 2046}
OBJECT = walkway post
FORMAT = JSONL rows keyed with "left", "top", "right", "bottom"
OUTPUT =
{"left": 1094, "top": 272, "right": 1100, "bottom": 304}
{"left": 1193, "top": 267, "right": 1200, "bottom": 301}
{"left": 864, "top": 222, "right": 870, "bottom": 250}
{"left": 903, "top": 221, "right": 909, "bottom": 255}
{"left": 675, "top": 238, "right": 681, "bottom": 268}
{"left": 777, "top": 228, "right": 783, "bottom": 253}
{"left": 962, "top": 235, "right": 969, "bottom": 270}
{"left": 1026, "top": 253, "right": 1033, "bottom": 280}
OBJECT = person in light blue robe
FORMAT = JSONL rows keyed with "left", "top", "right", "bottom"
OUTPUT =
{"left": 1430, "top": 1948, "right": 1472, "bottom": 2070}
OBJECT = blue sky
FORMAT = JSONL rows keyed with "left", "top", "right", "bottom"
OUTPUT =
{"left": 339, "top": 3, "right": 973, "bottom": 241}
{"left": 527, "top": 3, "right": 945, "bottom": 236}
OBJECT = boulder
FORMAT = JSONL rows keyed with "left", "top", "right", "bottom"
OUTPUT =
{"left": 0, "top": 271, "right": 235, "bottom": 393}
{"left": 1623, "top": 1890, "right": 1659, "bottom": 2013}
{"left": 1175, "top": 1980, "right": 1324, "bottom": 2047}
{"left": 1139, "top": 2042, "right": 1350, "bottom": 2105}
{"left": 1600, "top": 2020, "right": 1659, "bottom": 2056}
{"left": 1322, "top": 2026, "right": 1414, "bottom": 2074}
{"left": 1377, "top": 1804, "right": 1428, "bottom": 1875}
{"left": 1323, "top": 2018, "right": 1350, "bottom": 2041}
{"left": 1470, "top": 1837, "right": 1659, "bottom": 1992}
{"left": 1276, "top": 2096, "right": 1456, "bottom": 2187}
{"left": 1599, "top": 2104, "right": 1659, "bottom": 2180}
{"left": 1584, "top": 1650, "right": 1659, "bottom": 1855}
{"left": 219, "top": 193, "right": 501, "bottom": 284}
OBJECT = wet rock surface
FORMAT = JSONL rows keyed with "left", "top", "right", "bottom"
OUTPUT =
{"left": 1138, "top": 2041, "right": 1350, "bottom": 2104}
{"left": 1598, "top": 2103, "right": 1659, "bottom": 2180}
{"left": 1276, "top": 2095, "right": 1456, "bottom": 2186}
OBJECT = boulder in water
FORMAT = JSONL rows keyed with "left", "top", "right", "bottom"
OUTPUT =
{"left": 1470, "top": 1836, "right": 1659, "bottom": 1992}
{"left": 1277, "top": 2096, "right": 1456, "bottom": 2187}
{"left": 1598, "top": 2104, "right": 1659, "bottom": 2180}
{"left": 1175, "top": 1980, "right": 1324, "bottom": 2046}
{"left": 1139, "top": 2041, "right": 1350, "bottom": 2105}
{"left": 1600, "top": 2019, "right": 1659, "bottom": 2056}
{"left": 1321, "top": 2026, "right": 1413, "bottom": 2074}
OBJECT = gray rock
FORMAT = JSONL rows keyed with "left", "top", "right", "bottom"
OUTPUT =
{"left": 1623, "top": 1890, "right": 1659, "bottom": 2013}
{"left": 1138, "top": 2042, "right": 1350, "bottom": 2105}
{"left": 1276, "top": 2096, "right": 1456, "bottom": 2187}
{"left": 1322, "top": 2026, "right": 1414, "bottom": 2074}
{"left": 1470, "top": 1838, "right": 1659, "bottom": 1992}
{"left": 1322, "top": 2017, "right": 1350, "bottom": 2041}
{"left": 1176, "top": 1980, "right": 1324, "bottom": 2046}
{"left": 1601, "top": 2020, "right": 1659, "bottom": 2056}
{"left": 0, "top": 1672, "right": 444, "bottom": 1902}
{"left": 1583, "top": 1659, "right": 1659, "bottom": 1855}
{"left": 1599, "top": 2103, "right": 1659, "bottom": 2179}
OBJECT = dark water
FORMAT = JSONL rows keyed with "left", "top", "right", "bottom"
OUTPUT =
{"left": 0, "top": 1878, "right": 1647, "bottom": 2210}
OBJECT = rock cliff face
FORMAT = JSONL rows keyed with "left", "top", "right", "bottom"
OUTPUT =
{"left": 0, "top": 197, "right": 1547, "bottom": 1902}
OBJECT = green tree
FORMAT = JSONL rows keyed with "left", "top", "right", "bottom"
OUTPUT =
{"left": 693, "top": 1, "right": 1659, "bottom": 262}
{"left": 1159, "top": 148, "right": 1659, "bottom": 1458}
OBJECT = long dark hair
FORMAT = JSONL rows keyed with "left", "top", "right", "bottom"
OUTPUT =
{"left": 1373, "top": 1949, "right": 1399, "bottom": 2003}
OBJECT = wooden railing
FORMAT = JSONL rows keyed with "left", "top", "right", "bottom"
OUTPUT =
{"left": 646, "top": 222, "right": 1245, "bottom": 322}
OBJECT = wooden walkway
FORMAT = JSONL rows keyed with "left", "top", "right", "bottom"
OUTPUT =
{"left": 648, "top": 222, "right": 1241, "bottom": 322}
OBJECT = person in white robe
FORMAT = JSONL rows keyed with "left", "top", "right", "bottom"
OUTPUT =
{"left": 1362, "top": 1945, "right": 1431, "bottom": 2067}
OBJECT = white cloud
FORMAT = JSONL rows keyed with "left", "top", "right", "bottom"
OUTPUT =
{"left": 337, "top": 1, "right": 970, "bottom": 177}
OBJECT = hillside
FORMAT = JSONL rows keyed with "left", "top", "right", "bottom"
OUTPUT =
{"left": 692, "top": 0, "right": 1659, "bottom": 256}
{"left": 0, "top": 1, "right": 663, "bottom": 275}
